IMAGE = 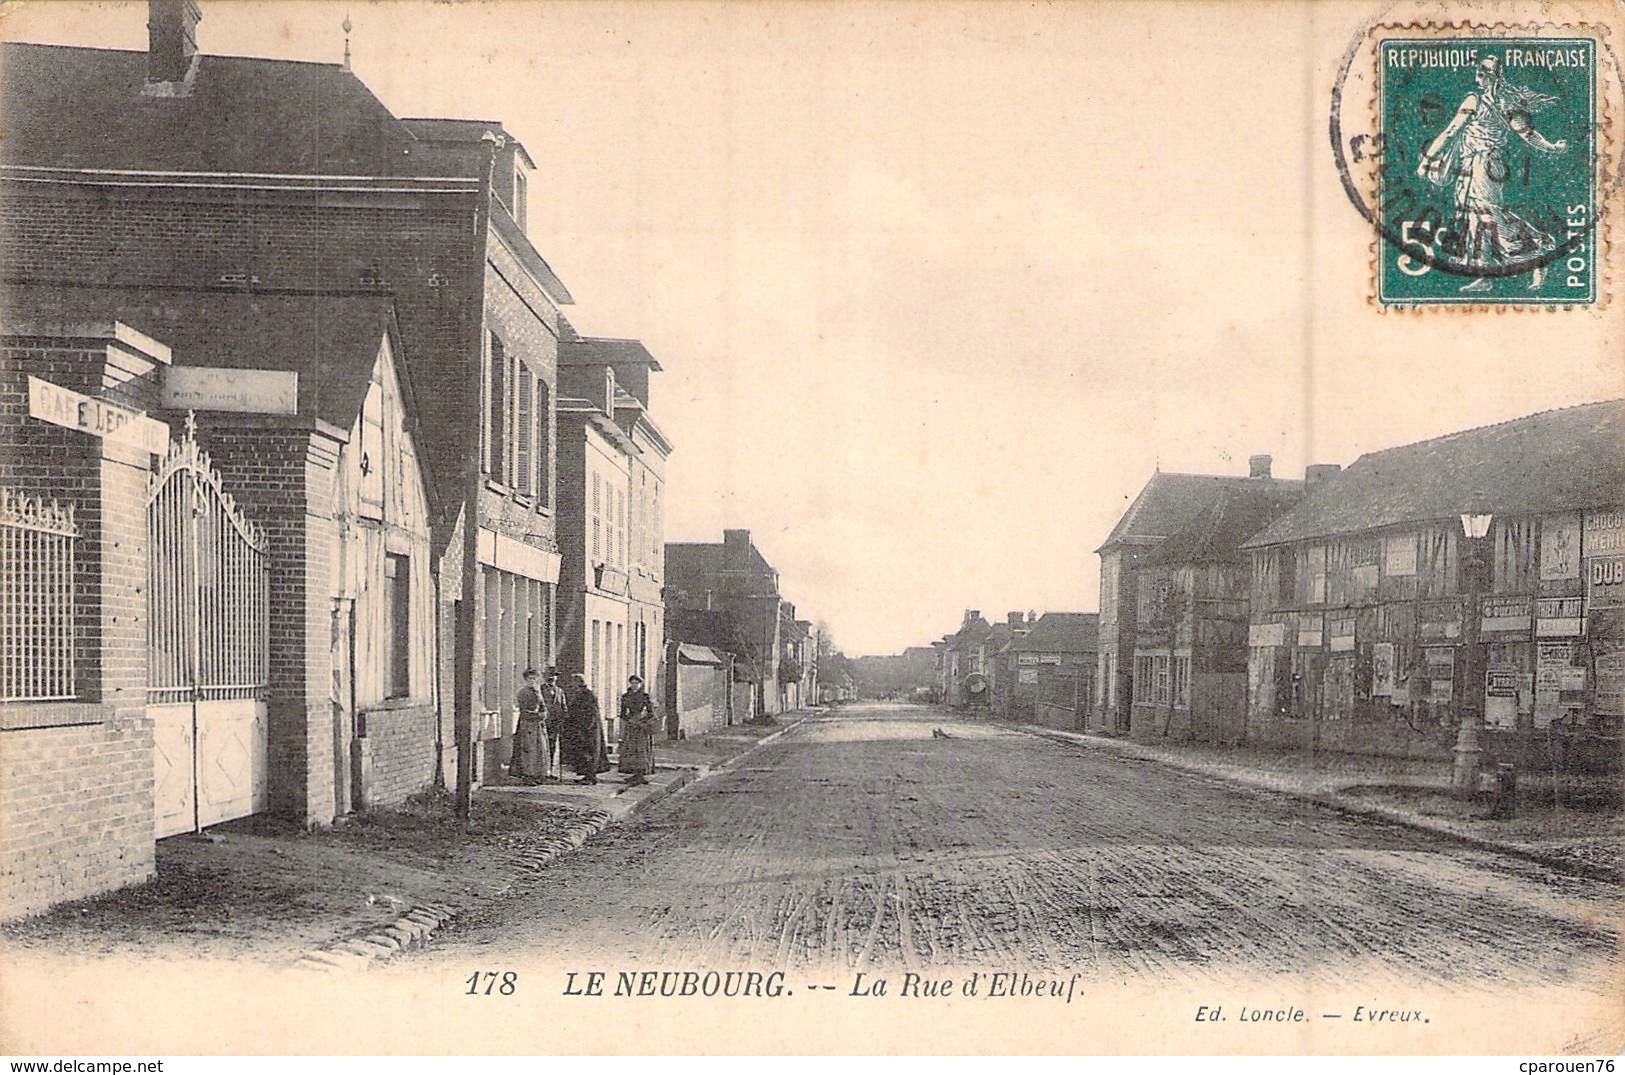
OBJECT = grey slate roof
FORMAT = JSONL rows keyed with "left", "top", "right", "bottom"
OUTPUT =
{"left": 1243, "top": 400, "right": 1625, "bottom": 549}
{"left": 1008, "top": 613, "right": 1099, "bottom": 654}
{"left": 1146, "top": 481, "right": 1305, "bottom": 566}
{"left": 0, "top": 43, "right": 417, "bottom": 175}
{"left": 1096, "top": 472, "right": 1304, "bottom": 552}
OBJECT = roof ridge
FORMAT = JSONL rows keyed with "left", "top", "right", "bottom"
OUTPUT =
{"left": 1351, "top": 397, "right": 1625, "bottom": 463}
{"left": 4, "top": 41, "right": 346, "bottom": 69}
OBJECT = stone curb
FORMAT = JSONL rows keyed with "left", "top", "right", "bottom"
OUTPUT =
{"left": 290, "top": 711, "right": 816, "bottom": 973}
{"left": 1015, "top": 722, "right": 1621, "bottom": 883}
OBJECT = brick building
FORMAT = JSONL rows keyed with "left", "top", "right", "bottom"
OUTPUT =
{"left": 666, "top": 530, "right": 794, "bottom": 717}
{"left": 0, "top": 318, "right": 169, "bottom": 919}
{"left": 1093, "top": 458, "right": 1304, "bottom": 734}
{"left": 556, "top": 330, "right": 671, "bottom": 739}
{"left": 1, "top": 4, "right": 574, "bottom": 815}
{"left": 1240, "top": 401, "right": 1624, "bottom": 769}
{"left": 1006, "top": 613, "right": 1097, "bottom": 729}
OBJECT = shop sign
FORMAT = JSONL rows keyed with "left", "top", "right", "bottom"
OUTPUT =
{"left": 1535, "top": 597, "right": 1585, "bottom": 637}
{"left": 1540, "top": 513, "right": 1582, "bottom": 580}
{"left": 1479, "top": 596, "right": 1533, "bottom": 637}
{"left": 1018, "top": 669, "right": 1039, "bottom": 685}
{"left": 1017, "top": 654, "right": 1039, "bottom": 666}
{"left": 1249, "top": 622, "right": 1284, "bottom": 647}
{"left": 1417, "top": 599, "right": 1463, "bottom": 642}
{"left": 28, "top": 375, "right": 168, "bottom": 455}
{"left": 1586, "top": 555, "right": 1625, "bottom": 610}
{"left": 1038, "top": 654, "right": 1062, "bottom": 665}
{"left": 1372, "top": 642, "right": 1395, "bottom": 698}
{"left": 161, "top": 367, "right": 299, "bottom": 415}
{"left": 1298, "top": 613, "right": 1324, "bottom": 648}
{"left": 1429, "top": 679, "right": 1455, "bottom": 704}
{"left": 1582, "top": 510, "right": 1625, "bottom": 558}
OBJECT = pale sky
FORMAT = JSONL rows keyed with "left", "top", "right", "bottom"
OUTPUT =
{"left": 8, "top": 0, "right": 1620, "bottom": 656}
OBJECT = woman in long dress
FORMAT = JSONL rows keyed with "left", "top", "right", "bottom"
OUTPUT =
{"left": 1417, "top": 55, "right": 1569, "bottom": 291}
{"left": 508, "top": 668, "right": 549, "bottom": 784}
{"left": 617, "top": 675, "right": 657, "bottom": 786}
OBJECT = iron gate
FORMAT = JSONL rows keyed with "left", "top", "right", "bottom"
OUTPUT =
{"left": 147, "top": 425, "right": 271, "bottom": 837}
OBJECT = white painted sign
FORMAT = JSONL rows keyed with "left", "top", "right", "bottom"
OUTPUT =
{"left": 28, "top": 376, "right": 167, "bottom": 455}
{"left": 477, "top": 527, "right": 561, "bottom": 584}
{"left": 162, "top": 367, "right": 299, "bottom": 415}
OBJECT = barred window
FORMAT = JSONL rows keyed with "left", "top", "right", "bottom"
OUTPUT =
{"left": 1, "top": 489, "right": 77, "bottom": 702}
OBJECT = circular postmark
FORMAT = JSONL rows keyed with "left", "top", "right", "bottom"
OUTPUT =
{"left": 1329, "top": 16, "right": 1623, "bottom": 302}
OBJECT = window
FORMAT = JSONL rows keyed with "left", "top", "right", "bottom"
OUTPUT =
{"left": 486, "top": 333, "right": 506, "bottom": 482}
{"left": 536, "top": 381, "right": 551, "bottom": 507}
{"left": 1153, "top": 655, "right": 1170, "bottom": 704}
{"left": 591, "top": 473, "right": 602, "bottom": 561}
{"left": 1, "top": 490, "right": 77, "bottom": 701}
{"left": 515, "top": 363, "right": 533, "bottom": 496}
{"left": 1135, "top": 654, "right": 1171, "bottom": 704}
{"left": 1173, "top": 655, "right": 1190, "bottom": 707}
{"left": 385, "top": 554, "right": 410, "bottom": 698}
{"left": 513, "top": 166, "right": 528, "bottom": 231}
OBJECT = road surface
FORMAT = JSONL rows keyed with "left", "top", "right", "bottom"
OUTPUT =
{"left": 416, "top": 704, "right": 1619, "bottom": 988}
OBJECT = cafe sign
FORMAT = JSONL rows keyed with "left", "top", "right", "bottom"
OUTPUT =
{"left": 28, "top": 375, "right": 168, "bottom": 455}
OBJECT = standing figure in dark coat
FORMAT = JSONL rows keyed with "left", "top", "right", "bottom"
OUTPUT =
{"left": 562, "top": 674, "right": 608, "bottom": 784}
{"left": 539, "top": 667, "right": 569, "bottom": 781}
{"left": 617, "top": 675, "right": 657, "bottom": 786}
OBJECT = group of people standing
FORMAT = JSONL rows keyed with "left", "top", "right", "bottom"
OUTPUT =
{"left": 510, "top": 668, "right": 659, "bottom": 787}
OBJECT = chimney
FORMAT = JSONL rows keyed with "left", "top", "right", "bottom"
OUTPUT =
{"left": 147, "top": 0, "right": 202, "bottom": 87}
{"left": 1305, "top": 463, "right": 1342, "bottom": 485}
{"left": 722, "top": 529, "right": 750, "bottom": 564}
{"left": 962, "top": 609, "right": 980, "bottom": 628}
{"left": 1007, "top": 611, "right": 1025, "bottom": 628}
{"left": 1248, "top": 454, "right": 1273, "bottom": 479}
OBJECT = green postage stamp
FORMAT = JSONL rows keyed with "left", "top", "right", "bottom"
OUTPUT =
{"left": 1374, "top": 34, "right": 1599, "bottom": 306}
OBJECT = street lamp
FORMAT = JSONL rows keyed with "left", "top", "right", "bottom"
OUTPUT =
{"left": 1453, "top": 510, "right": 1494, "bottom": 794}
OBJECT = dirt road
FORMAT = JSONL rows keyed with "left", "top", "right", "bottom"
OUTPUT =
{"left": 415, "top": 704, "right": 1620, "bottom": 988}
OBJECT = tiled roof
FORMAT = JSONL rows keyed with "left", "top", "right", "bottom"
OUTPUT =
{"left": 665, "top": 538, "right": 776, "bottom": 581}
{"left": 1096, "top": 472, "right": 1304, "bottom": 552}
{"left": 1147, "top": 481, "right": 1305, "bottom": 566}
{"left": 1, "top": 284, "right": 399, "bottom": 433}
{"left": 0, "top": 43, "right": 416, "bottom": 175}
{"left": 1009, "top": 613, "right": 1099, "bottom": 653}
{"left": 1243, "top": 400, "right": 1625, "bottom": 549}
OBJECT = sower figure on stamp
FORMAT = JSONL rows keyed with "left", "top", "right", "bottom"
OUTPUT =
{"left": 617, "top": 675, "right": 658, "bottom": 787}
{"left": 563, "top": 673, "right": 608, "bottom": 785}
{"left": 540, "top": 666, "right": 569, "bottom": 782}
{"left": 509, "top": 668, "right": 549, "bottom": 785}
{"left": 1417, "top": 55, "right": 1569, "bottom": 292}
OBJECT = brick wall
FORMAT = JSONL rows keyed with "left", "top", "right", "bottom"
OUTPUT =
{"left": 359, "top": 702, "right": 438, "bottom": 806}
{"left": 0, "top": 334, "right": 160, "bottom": 920}
{"left": 197, "top": 424, "right": 340, "bottom": 825}
{"left": 0, "top": 716, "right": 155, "bottom": 921}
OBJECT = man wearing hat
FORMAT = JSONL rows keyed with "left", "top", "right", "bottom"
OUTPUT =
{"left": 539, "top": 666, "right": 569, "bottom": 781}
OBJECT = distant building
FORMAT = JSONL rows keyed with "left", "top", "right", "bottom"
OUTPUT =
{"left": 1240, "top": 401, "right": 1624, "bottom": 769}
{"left": 1007, "top": 613, "right": 1099, "bottom": 730}
{"left": 667, "top": 530, "right": 791, "bottom": 716}
{"left": 1093, "top": 457, "right": 1304, "bottom": 734}
{"left": 941, "top": 610, "right": 994, "bottom": 708}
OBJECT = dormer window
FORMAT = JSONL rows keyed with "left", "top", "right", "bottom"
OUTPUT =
{"left": 513, "top": 166, "right": 527, "bottom": 231}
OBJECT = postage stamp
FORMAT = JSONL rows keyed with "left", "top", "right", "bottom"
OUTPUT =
{"left": 1377, "top": 33, "right": 1596, "bottom": 306}
{"left": 1331, "top": 21, "right": 1622, "bottom": 311}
